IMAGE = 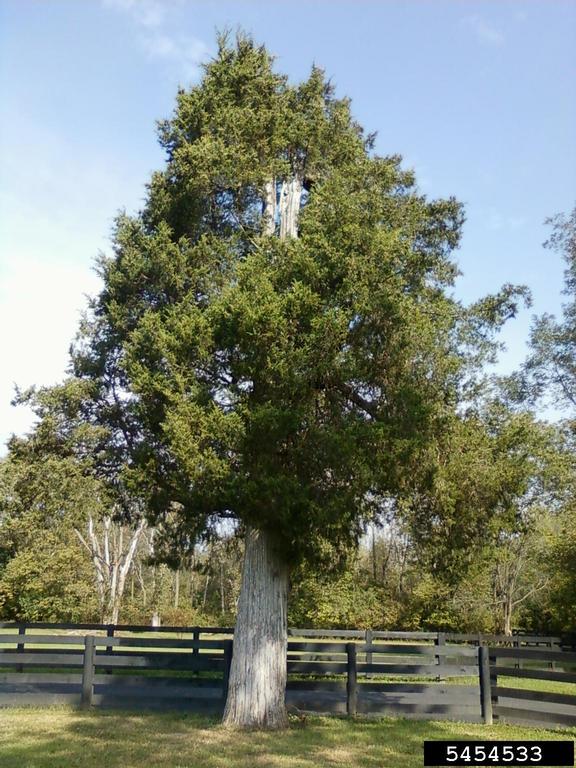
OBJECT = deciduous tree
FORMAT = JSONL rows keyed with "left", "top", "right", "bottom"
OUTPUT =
{"left": 520, "top": 206, "right": 576, "bottom": 411}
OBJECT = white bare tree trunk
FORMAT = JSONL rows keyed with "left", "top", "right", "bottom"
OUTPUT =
{"left": 278, "top": 176, "right": 303, "bottom": 239}
{"left": 262, "top": 176, "right": 302, "bottom": 239}
{"left": 222, "top": 527, "right": 289, "bottom": 729}
{"left": 174, "top": 569, "right": 180, "bottom": 609}
{"left": 493, "top": 545, "right": 548, "bottom": 636}
{"left": 75, "top": 514, "right": 146, "bottom": 625}
{"left": 262, "top": 178, "right": 277, "bottom": 235}
{"left": 503, "top": 599, "right": 513, "bottom": 637}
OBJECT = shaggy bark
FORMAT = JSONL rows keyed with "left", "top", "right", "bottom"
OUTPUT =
{"left": 222, "top": 527, "right": 289, "bottom": 729}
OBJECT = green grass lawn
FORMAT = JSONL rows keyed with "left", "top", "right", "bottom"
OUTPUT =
{"left": 436, "top": 675, "right": 576, "bottom": 695}
{"left": 497, "top": 675, "right": 576, "bottom": 695}
{"left": 0, "top": 708, "right": 574, "bottom": 768}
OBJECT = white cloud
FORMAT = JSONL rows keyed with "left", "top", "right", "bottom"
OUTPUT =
{"left": 460, "top": 14, "right": 505, "bottom": 47}
{"left": 144, "top": 33, "right": 178, "bottom": 58}
{"left": 102, "top": 0, "right": 209, "bottom": 80}
{"left": 142, "top": 34, "right": 210, "bottom": 79}
{"left": 102, "top": 0, "right": 165, "bottom": 29}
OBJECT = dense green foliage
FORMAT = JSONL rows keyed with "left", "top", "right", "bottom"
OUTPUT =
{"left": 69, "top": 34, "right": 525, "bottom": 575}
{"left": 514, "top": 206, "right": 576, "bottom": 633}
{"left": 520, "top": 207, "right": 576, "bottom": 410}
{"left": 0, "top": 408, "right": 104, "bottom": 620}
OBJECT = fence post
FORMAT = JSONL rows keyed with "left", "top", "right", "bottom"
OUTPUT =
{"left": 478, "top": 645, "right": 493, "bottom": 725}
{"left": 193, "top": 627, "right": 200, "bottom": 656}
{"left": 105, "top": 625, "right": 114, "bottom": 675}
{"left": 365, "top": 629, "right": 373, "bottom": 679}
{"left": 16, "top": 625, "right": 26, "bottom": 673}
{"left": 106, "top": 625, "right": 114, "bottom": 653}
{"left": 489, "top": 649, "right": 498, "bottom": 721}
{"left": 435, "top": 632, "right": 446, "bottom": 681}
{"left": 222, "top": 640, "right": 233, "bottom": 704}
{"left": 81, "top": 635, "right": 96, "bottom": 708}
{"left": 513, "top": 637, "right": 522, "bottom": 669}
{"left": 346, "top": 642, "right": 357, "bottom": 717}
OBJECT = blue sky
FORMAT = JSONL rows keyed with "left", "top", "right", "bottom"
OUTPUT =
{"left": 0, "top": 0, "right": 575, "bottom": 450}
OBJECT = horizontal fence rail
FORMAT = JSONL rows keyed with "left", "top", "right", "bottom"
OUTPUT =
{"left": 489, "top": 646, "right": 576, "bottom": 728}
{"left": 0, "top": 632, "right": 233, "bottom": 712}
{"left": 287, "top": 638, "right": 483, "bottom": 720}
{"left": 0, "top": 622, "right": 563, "bottom": 647}
{"left": 0, "top": 629, "right": 483, "bottom": 721}
{"left": 0, "top": 623, "right": 573, "bottom": 726}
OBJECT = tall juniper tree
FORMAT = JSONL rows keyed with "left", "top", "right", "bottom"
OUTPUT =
{"left": 71, "top": 34, "right": 524, "bottom": 728}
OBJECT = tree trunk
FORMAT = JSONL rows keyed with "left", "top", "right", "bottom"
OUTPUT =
{"left": 278, "top": 176, "right": 302, "bottom": 239}
{"left": 111, "top": 602, "right": 121, "bottom": 626}
{"left": 262, "top": 178, "right": 277, "bottom": 235}
{"left": 222, "top": 174, "right": 300, "bottom": 729}
{"left": 174, "top": 569, "right": 180, "bottom": 609}
{"left": 503, "top": 596, "right": 513, "bottom": 636}
{"left": 75, "top": 514, "right": 146, "bottom": 627}
{"left": 220, "top": 559, "right": 225, "bottom": 616}
{"left": 222, "top": 527, "right": 289, "bottom": 729}
{"left": 371, "top": 524, "right": 377, "bottom": 581}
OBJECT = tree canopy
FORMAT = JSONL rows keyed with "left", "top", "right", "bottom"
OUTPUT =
{"left": 70, "top": 34, "right": 526, "bottom": 571}
{"left": 520, "top": 206, "right": 576, "bottom": 412}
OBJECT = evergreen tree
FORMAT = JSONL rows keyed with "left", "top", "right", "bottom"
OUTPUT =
{"left": 70, "top": 33, "right": 525, "bottom": 728}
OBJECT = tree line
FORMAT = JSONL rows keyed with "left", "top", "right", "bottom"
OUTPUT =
{"left": 0, "top": 405, "right": 574, "bottom": 636}
{"left": 0, "top": 33, "right": 574, "bottom": 727}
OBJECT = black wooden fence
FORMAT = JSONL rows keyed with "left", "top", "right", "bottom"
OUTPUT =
{"left": 0, "top": 621, "right": 563, "bottom": 648}
{"left": 0, "top": 632, "right": 232, "bottom": 712}
{"left": 0, "top": 630, "right": 482, "bottom": 720}
{"left": 0, "top": 623, "right": 573, "bottom": 726}
{"left": 489, "top": 647, "right": 576, "bottom": 729}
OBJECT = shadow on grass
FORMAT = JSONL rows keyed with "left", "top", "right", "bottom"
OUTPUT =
{"left": 0, "top": 708, "right": 575, "bottom": 768}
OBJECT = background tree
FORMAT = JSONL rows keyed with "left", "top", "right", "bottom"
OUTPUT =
{"left": 402, "top": 406, "right": 538, "bottom": 581}
{"left": 0, "top": 380, "right": 149, "bottom": 625}
{"left": 0, "top": 417, "right": 101, "bottom": 621}
{"left": 520, "top": 206, "right": 576, "bottom": 410}
{"left": 75, "top": 514, "right": 146, "bottom": 625}
{"left": 490, "top": 527, "right": 549, "bottom": 636}
{"left": 0, "top": 409, "right": 244, "bottom": 628}
{"left": 510, "top": 206, "right": 576, "bottom": 633}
